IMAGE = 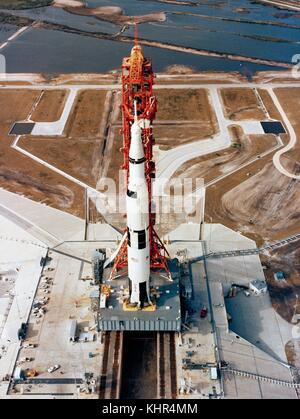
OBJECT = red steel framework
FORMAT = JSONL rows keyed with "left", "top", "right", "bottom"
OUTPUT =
{"left": 110, "top": 26, "right": 170, "bottom": 279}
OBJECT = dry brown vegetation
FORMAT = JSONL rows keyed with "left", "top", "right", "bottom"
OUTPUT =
{"left": 154, "top": 89, "right": 218, "bottom": 149}
{"left": 0, "top": 89, "right": 85, "bottom": 217}
{"left": 31, "top": 90, "right": 67, "bottom": 122}
{"left": 21, "top": 90, "right": 110, "bottom": 188}
{"left": 220, "top": 88, "right": 266, "bottom": 121}
{"left": 106, "top": 128, "right": 123, "bottom": 185}
{"left": 274, "top": 87, "right": 300, "bottom": 175}
{"left": 206, "top": 158, "right": 300, "bottom": 245}
{"left": 19, "top": 137, "right": 100, "bottom": 187}
{"left": 155, "top": 125, "right": 210, "bottom": 150}
{"left": 64, "top": 90, "right": 108, "bottom": 139}
{"left": 0, "top": 89, "right": 40, "bottom": 123}
{"left": 156, "top": 89, "right": 215, "bottom": 122}
{"left": 173, "top": 127, "right": 277, "bottom": 185}
{"left": 257, "top": 89, "right": 283, "bottom": 121}
{"left": 260, "top": 240, "right": 300, "bottom": 349}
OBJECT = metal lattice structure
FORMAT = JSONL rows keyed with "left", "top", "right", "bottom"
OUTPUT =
{"left": 110, "top": 26, "right": 170, "bottom": 279}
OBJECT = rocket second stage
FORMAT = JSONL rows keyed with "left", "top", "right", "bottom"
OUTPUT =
{"left": 126, "top": 103, "right": 151, "bottom": 308}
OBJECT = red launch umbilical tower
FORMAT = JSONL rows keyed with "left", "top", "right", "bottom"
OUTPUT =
{"left": 110, "top": 26, "right": 170, "bottom": 279}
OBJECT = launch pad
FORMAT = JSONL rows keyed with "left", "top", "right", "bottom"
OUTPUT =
{"left": 98, "top": 269, "right": 181, "bottom": 332}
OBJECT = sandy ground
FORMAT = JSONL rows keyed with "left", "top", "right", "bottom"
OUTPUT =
{"left": 197, "top": 85, "right": 299, "bottom": 245}
{"left": 156, "top": 89, "right": 216, "bottom": 122}
{"left": 173, "top": 130, "right": 278, "bottom": 184}
{"left": 19, "top": 137, "right": 99, "bottom": 188}
{"left": 154, "top": 89, "right": 218, "bottom": 149}
{"left": 0, "top": 89, "right": 39, "bottom": 122}
{"left": 31, "top": 90, "right": 67, "bottom": 122}
{"left": 53, "top": 1, "right": 166, "bottom": 25}
{"left": 220, "top": 160, "right": 300, "bottom": 238}
{"left": 155, "top": 126, "right": 210, "bottom": 150}
{"left": 20, "top": 90, "right": 109, "bottom": 188}
{"left": 53, "top": 0, "right": 85, "bottom": 7}
{"left": 273, "top": 88, "right": 300, "bottom": 175}
{"left": 0, "top": 123, "right": 85, "bottom": 217}
{"left": 0, "top": 71, "right": 296, "bottom": 87}
{"left": 0, "top": 89, "right": 84, "bottom": 217}
{"left": 220, "top": 88, "right": 266, "bottom": 121}
{"left": 64, "top": 90, "right": 108, "bottom": 139}
{"left": 205, "top": 154, "right": 300, "bottom": 246}
{"left": 106, "top": 128, "right": 123, "bottom": 186}
{"left": 260, "top": 239, "right": 300, "bottom": 366}
{"left": 257, "top": 88, "right": 283, "bottom": 120}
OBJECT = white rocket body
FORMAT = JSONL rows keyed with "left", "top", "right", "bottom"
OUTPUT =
{"left": 126, "top": 104, "right": 150, "bottom": 307}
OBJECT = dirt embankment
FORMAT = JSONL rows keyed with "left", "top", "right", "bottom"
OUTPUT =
{"left": 53, "top": 0, "right": 166, "bottom": 25}
{"left": 219, "top": 161, "right": 300, "bottom": 240}
{"left": 260, "top": 239, "right": 300, "bottom": 367}
{"left": 255, "top": 0, "right": 300, "bottom": 12}
{"left": 174, "top": 129, "right": 277, "bottom": 185}
{"left": 273, "top": 88, "right": 300, "bottom": 176}
{"left": 0, "top": 0, "right": 51, "bottom": 9}
{"left": 261, "top": 240, "right": 300, "bottom": 320}
{"left": 0, "top": 11, "right": 291, "bottom": 69}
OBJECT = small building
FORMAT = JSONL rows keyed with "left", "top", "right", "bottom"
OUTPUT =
{"left": 249, "top": 279, "right": 267, "bottom": 295}
{"left": 274, "top": 271, "right": 285, "bottom": 282}
{"left": 210, "top": 367, "right": 218, "bottom": 381}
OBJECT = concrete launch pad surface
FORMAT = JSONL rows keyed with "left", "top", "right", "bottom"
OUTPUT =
{"left": 98, "top": 273, "right": 181, "bottom": 332}
{"left": 0, "top": 213, "right": 46, "bottom": 397}
{"left": 0, "top": 72, "right": 300, "bottom": 399}
{"left": 204, "top": 224, "right": 299, "bottom": 399}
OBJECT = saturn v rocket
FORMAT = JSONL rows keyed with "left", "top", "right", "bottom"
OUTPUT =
{"left": 110, "top": 31, "right": 170, "bottom": 309}
{"left": 126, "top": 102, "right": 151, "bottom": 307}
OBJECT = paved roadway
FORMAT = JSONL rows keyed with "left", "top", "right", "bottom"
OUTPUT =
{"left": 267, "top": 87, "right": 300, "bottom": 180}
{"left": 31, "top": 89, "right": 77, "bottom": 136}
{"left": 1, "top": 81, "right": 299, "bottom": 209}
{"left": 155, "top": 87, "right": 265, "bottom": 194}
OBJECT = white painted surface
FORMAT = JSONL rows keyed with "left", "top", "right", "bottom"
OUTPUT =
{"left": 0, "top": 214, "right": 46, "bottom": 395}
{"left": 204, "top": 223, "right": 294, "bottom": 364}
{"left": 155, "top": 87, "right": 264, "bottom": 194}
{"left": 31, "top": 89, "right": 77, "bottom": 135}
{"left": 269, "top": 88, "right": 300, "bottom": 180}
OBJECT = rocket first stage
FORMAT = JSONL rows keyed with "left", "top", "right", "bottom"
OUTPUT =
{"left": 97, "top": 35, "right": 182, "bottom": 332}
{"left": 127, "top": 102, "right": 151, "bottom": 308}
{"left": 110, "top": 32, "right": 171, "bottom": 310}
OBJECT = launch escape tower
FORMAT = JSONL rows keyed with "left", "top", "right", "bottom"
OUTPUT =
{"left": 110, "top": 28, "right": 171, "bottom": 294}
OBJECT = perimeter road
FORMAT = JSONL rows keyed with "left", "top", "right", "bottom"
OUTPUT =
{"left": 3, "top": 82, "right": 299, "bottom": 213}
{"left": 267, "top": 87, "right": 300, "bottom": 180}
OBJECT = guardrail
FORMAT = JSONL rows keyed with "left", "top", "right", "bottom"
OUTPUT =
{"left": 190, "top": 233, "right": 300, "bottom": 262}
{"left": 222, "top": 367, "right": 300, "bottom": 389}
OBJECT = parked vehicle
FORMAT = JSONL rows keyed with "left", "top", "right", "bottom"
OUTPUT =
{"left": 23, "top": 343, "right": 36, "bottom": 349}
{"left": 47, "top": 364, "right": 60, "bottom": 373}
{"left": 17, "top": 323, "right": 27, "bottom": 341}
{"left": 200, "top": 307, "right": 208, "bottom": 318}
